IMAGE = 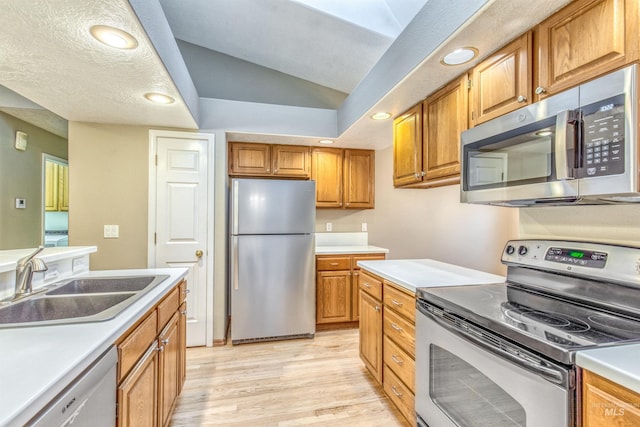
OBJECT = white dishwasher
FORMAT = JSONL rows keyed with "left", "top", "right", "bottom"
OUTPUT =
{"left": 26, "top": 346, "right": 117, "bottom": 426}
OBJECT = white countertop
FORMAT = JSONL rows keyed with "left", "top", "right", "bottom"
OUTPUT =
{"left": 0, "top": 246, "right": 97, "bottom": 274}
{"left": 357, "top": 259, "right": 505, "bottom": 293}
{"left": 0, "top": 267, "right": 188, "bottom": 427}
{"left": 315, "top": 245, "right": 389, "bottom": 255}
{"left": 577, "top": 344, "right": 640, "bottom": 394}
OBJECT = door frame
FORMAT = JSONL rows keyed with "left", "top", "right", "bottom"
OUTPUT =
{"left": 147, "top": 129, "right": 216, "bottom": 347}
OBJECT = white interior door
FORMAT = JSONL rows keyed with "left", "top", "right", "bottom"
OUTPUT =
{"left": 150, "top": 131, "right": 213, "bottom": 347}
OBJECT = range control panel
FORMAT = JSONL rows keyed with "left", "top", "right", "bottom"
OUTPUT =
{"left": 544, "top": 247, "right": 608, "bottom": 268}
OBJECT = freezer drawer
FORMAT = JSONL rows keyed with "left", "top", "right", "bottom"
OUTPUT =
{"left": 231, "top": 234, "right": 315, "bottom": 343}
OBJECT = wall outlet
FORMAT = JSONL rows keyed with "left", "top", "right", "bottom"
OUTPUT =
{"left": 104, "top": 225, "right": 120, "bottom": 238}
{"left": 361, "top": 222, "right": 368, "bottom": 232}
{"left": 326, "top": 222, "right": 332, "bottom": 232}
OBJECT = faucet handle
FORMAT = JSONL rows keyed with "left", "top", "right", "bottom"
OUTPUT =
{"left": 17, "top": 246, "right": 45, "bottom": 267}
{"left": 31, "top": 258, "right": 48, "bottom": 273}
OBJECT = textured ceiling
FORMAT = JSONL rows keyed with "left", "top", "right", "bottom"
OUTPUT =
{"left": 0, "top": 0, "right": 196, "bottom": 133}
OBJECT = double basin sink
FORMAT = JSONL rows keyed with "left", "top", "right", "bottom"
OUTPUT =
{"left": 0, "top": 275, "right": 169, "bottom": 328}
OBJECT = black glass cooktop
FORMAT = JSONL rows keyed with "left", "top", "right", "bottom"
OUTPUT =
{"left": 417, "top": 282, "right": 640, "bottom": 364}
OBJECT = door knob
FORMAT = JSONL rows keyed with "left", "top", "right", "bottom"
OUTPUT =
{"left": 195, "top": 250, "right": 203, "bottom": 258}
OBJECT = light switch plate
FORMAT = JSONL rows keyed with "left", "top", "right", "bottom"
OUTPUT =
{"left": 104, "top": 225, "right": 120, "bottom": 238}
{"left": 361, "top": 222, "right": 367, "bottom": 232}
{"left": 14, "top": 131, "right": 28, "bottom": 151}
{"left": 15, "top": 198, "right": 26, "bottom": 209}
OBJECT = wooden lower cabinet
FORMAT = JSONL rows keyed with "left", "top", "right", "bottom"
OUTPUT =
{"left": 358, "top": 269, "right": 416, "bottom": 425}
{"left": 582, "top": 369, "right": 640, "bottom": 426}
{"left": 316, "top": 253, "right": 385, "bottom": 329}
{"left": 117, "top": 280, "right": 186, "bottom": 426}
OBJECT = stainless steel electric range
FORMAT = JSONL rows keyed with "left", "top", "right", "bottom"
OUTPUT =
{"left": 415, "top": 239, "right": 640, "bottom": 427}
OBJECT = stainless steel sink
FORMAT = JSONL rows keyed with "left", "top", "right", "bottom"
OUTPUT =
{"left": 45, "top": 276, "right": 161, "bottom": 295}
{"left": 0, "top": 274, "right": 169, "bottom": 328}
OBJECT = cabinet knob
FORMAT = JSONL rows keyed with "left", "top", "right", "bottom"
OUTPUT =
{"left": 375, "top": 305, "right": 381, "bottom": 312}
{"left": 157, "top": 346, "right": 164, "bottom": 353}
{"left": 517, "top": 95, "right": 527, "bottom": 103}
{"left": 181, "top": 310, "right": 187, "bottom": 316}
{"left": 161, "top": 338, "right": 170, "bottom": 345}
{"left": 535, "top": 86, "right": 546, "bottom": 95}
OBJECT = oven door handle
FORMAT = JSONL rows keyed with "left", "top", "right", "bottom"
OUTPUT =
{"left": 420, "top": 305, "right": 566, "bottom": 386}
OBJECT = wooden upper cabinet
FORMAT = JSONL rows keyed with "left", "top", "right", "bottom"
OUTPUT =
{"left": 228, "top": 142, "right": 311, "bottom": 178}
{"left": 470, "top": 32, "right": 532, "bottom": 126}
{"left": 272, "top": 145, "right": 311, "bottom": 178}
{"left": 312, "top": 147, "right": 375, "bottom": 209}
{"left": 535, "top": 0, "right": 639, "bottom": 99}
{"left": 229, "top": 142, "right": 271, "bottom": 176}
{"left": 58, "top": 164, "right": 69, "bottom": 212}
{"left": 45, "top": 161, "right": 59, "bottom": 212}
{"left": 344, "top": 149, "right": 374, "bottom": 209}
{"left": 393, "top": 104, "right": 423, "bottom": 186}
{"left": 423, "top": 74, "right": 468, "bottom": 182}
{"left": 312, "top": 147, "right": 343, "bottom": 208}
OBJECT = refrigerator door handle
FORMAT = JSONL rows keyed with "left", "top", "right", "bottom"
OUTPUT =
{"left": 231, "top": 180, "right": 239, "bottom": 235}
{"left": 232, "top": 236, "right": 240, "bottom": 291}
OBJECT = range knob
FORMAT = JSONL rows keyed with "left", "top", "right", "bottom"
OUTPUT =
{"left": 505, "top": 245, "right": 516, "bottom": 255}
{"left": 518, "top": 245, "right": 528, "bottom": 256}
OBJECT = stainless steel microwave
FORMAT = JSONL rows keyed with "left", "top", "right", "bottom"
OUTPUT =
{"left": 460, "top": 64, "right": 639, "bottom": 207}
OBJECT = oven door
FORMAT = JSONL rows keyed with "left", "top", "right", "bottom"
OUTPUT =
{"left": 460, "top": 86, "right": 580, "bottom": 206}
{"left": 416, "top": 304, "right": 573, "bottom": 427}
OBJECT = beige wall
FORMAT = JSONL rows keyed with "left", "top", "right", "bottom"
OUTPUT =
{"left": 519, "top": 205, "right": 640, "bottom": 245}
{"left": 68, "top": 122, "right": 149, "bottom": 269}
{"left": 316, "top": 146, "right": 519, "bottom": 275}
{"left": 0, "top": 112, "right": 67, "bottom": 249}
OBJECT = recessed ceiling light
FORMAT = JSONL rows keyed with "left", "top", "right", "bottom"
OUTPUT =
{"left": 371, "top": 112, "right": 391, "bottom": 120}
{"left": 441, "top": 47, "right": 478, "bottom": 66}
{"left": 319, "top": 139, "right": 334, "bottom": 145}
{"left": 144, "top": 92, "right": 175, "bottom": 104}
{"left": 90, "top": 25, "right": 138, "bottom": 50}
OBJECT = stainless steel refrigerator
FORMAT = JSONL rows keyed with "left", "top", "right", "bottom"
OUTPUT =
{"left": 230, "top": 178, "right": 316, "bottom": 344}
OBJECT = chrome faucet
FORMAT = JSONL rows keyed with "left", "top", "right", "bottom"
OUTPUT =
{"left": 15, "top": 246, "right": 48, "bottom": 297}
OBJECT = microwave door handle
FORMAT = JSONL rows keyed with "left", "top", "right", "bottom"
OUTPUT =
{"left": 555, "top": 110, "right": 577, "bottom": 180}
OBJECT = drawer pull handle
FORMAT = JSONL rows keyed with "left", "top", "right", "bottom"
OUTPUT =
{"left": 330, "top": 262, "right": 339, "bottom": 266}
{"left": 391, "top": 385, "right": 403, "bottom": 397}
{"left": 391, "top": 299, "right": 403, "bottom": 307}
{"left": 363, "top": 283, "right": 371, "bottom": 288}
{"left": 391, "top": 323, "right": 403, "bottom": 332}
{"left": 391, "top": 355, "right": 403, "bottom": 365}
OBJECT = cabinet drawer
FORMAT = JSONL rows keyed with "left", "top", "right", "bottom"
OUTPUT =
{"left": 316, "top": 256, "right": 351, "bottom": 271}
{"left": 157, "top": 285, "right": 180, "bottom": 332}
{"left": 383, "top": 282, "right": 415, "bottom": 323}
{"left": 118, "top": 310, "right": 158, "bottom": 382}
{"left": 383, "top": 364, "right": 416, "bottom": 425}
{"left": 352, "top": 254, "right": 386, "bottom": 270}
{"left": 383, "top": 335, "right": 415, "bottom": 393}
{"left": 359, "top": 270, "right": 382, "bottom": 300}
{"left": 384, "top": 308, "right": 415, "bottom": 358}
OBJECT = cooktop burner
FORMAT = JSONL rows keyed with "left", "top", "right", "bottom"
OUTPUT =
{"left": 504, "top": 308, "right": 591, "bottom": 332}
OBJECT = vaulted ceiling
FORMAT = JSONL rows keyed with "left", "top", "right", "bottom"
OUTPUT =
{"left": 0, "top": 0, "right": 571, "bottom": 149}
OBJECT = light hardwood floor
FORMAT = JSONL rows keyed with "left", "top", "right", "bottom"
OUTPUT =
{"left": 170, "top": 329, "right": 410, "bottom": 426}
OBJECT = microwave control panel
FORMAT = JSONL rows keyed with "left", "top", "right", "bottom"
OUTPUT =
{"left": 579, "top": 94, "right": 625, "bottom": 178}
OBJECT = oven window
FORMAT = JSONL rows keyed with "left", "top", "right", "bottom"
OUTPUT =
{"left": 430, "top": 345, "right": 526, "bottom": 427}
{"left": 464, "top": 116, "right": 556, "bottom": 190}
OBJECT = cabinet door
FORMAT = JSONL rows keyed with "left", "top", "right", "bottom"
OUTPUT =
{"left": 470, "top": 32, "right": 532, "bottom": 126}
{"left": 312, "top": 147, "right": 343, "bottom": 208}
{"left": 228, "top": 142, "right": 272, "bottom": 176}
{"left": 57, "top": 164, "right": 69, "bottom": 212}
{"left": 44, "top": 161, "right": 59, "bottom": 212}
{"left": 316, "top": 270, "right": 352, "bottom": 323}
{"left": 583, "top": 369, "right": 640, "bottom": 426}
{"left": 178, "top": 301, "right": 187, "bottom": 394}
{"left": 158, "top": 312, "right": 180, "bottom": 427}
{"left": 359, "top": 290, "right": 382, "bottom": 383}
{"left": 393, "top": 104, "right": 423, "bottom": 186}
{"left": 423, "top": 74, "right": 468, "bottom": 182}
{"left": 272, "top": 145, "right": 311, "bottom": 178}
{"left": 536, "top": 0, "right": 639, "bottom": 98}
{"left": 118, "top": 342, "right": 159, "bottom": 427}
{"left": 344, "top": 149, "right": 375, "bottom": 209}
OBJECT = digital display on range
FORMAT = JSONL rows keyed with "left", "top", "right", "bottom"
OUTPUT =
{"left": 545, "top": 247, "right": 607, "bottom": 268}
